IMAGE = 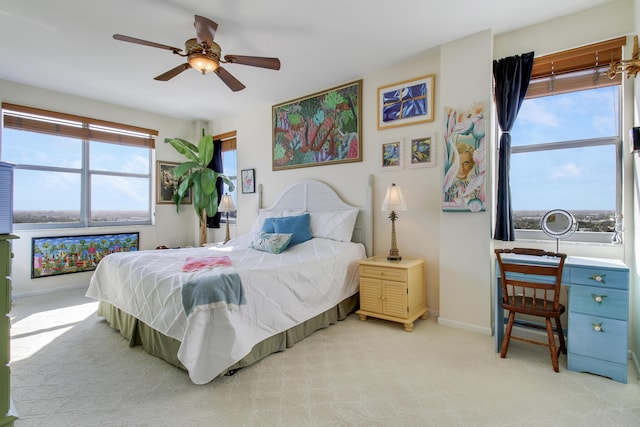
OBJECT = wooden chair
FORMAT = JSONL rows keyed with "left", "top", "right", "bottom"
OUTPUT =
{"left": 495, "top": 248, "right": 567, "bottom": 372}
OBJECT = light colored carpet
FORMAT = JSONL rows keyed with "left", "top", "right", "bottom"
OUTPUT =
{"left": 9, "top": 288, "right": 640, "bottom": 427}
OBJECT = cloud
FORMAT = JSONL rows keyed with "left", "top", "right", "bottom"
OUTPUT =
{"left": 551, "top": 162, "right": 583, "bottom": 179}
{"left": 517, "top": 98, "right": 559, "bottom": 128}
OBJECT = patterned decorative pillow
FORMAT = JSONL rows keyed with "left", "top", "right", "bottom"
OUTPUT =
{"left": 250, "top": 232, "right": 293, "bottom": 254}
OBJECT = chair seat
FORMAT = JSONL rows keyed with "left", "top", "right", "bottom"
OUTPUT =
{"left": 502, "top": 297, "right": 565, "bottom": 318}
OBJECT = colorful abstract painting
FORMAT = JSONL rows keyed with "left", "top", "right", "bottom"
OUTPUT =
{"left": 272, "top": 80, "right": 362, "bottom": 170}
{"left": 381, "top": 140, "right": 402, "bottom": 170}
{"left": 442, "top": 103, "right": 486, "bottom": 212}
{"left": 377, "top": 74, "right": 435, "bottom": 129}
{"left": 31, "top": 232, "right": 139, "bottom": 278}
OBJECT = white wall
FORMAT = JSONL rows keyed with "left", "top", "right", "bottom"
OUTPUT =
{"left": 0, "top": 79, "right": 197, "bottom": 296}
{"left": 213, "top": 0, "right": 638, "bottom": 336}
{"left": 631, "top": 0, "right": 640, "bottom": 374}
{"left": 437, "top": 30, "right": 494, "bottom": 334}
{"left": 212, "top": 52, "right": 444, "bottom": 318}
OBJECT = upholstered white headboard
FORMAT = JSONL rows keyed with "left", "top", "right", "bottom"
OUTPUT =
{"left": 257, "top": 175, "right": 373, "bottom": 256}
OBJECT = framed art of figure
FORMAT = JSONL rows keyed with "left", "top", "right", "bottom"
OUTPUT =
{"left": 241, "top": 168, "right": 255, "bottom": 193}
{"left": 272, "top": 80, "right": 362, "bottom": 170}
{"left": 377, "top": 74, "right": 435, "bottom": 130}
{"left": 406, "top": 134, "right": 435, "bottom": 168}
{"left": 442, "top": 103, "right": 486, "bottom": 212}
{"left": 157, "top": 161, "right": 191, "bottom": 205}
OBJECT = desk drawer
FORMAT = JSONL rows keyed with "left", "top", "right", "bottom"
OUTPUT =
{"left": 568, "top": 312, "right": 627, "bottom": 364}
{"left": 569, "top": 286, "right": 628, "bottom": 320}
{"left": 567, "top": 267, "right": 628, "bottom": 290}
{"left": 359, "top": 265, "right": 407, "bottom": 282}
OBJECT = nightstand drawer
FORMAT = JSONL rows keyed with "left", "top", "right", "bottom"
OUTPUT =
{"left": 567, "top": 267, "right": 628, "bottom": 290}
{"left": 568, "top": 312, "right": 627, "bottom": 364}
{"left": 569, "top": 286, "right": 628, "bottom": 320}
{"left": 359, "top": 265, "right": 407, "bottom": 282}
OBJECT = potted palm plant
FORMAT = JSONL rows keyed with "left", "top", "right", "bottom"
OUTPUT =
{"left": 164, "top": 134, "right": 235, "bottom": 246}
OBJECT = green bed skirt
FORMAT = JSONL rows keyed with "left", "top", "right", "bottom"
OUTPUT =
{"left": 97, "top": 293, "right": 359, "bottom": 377}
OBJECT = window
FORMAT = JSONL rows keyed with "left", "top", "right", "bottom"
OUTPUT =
{"left": 509, "top": 37, "right": 625, "bottom": 243}
{"left": 1, "top": 103, "right": 156, "bottom": 229}
{"left": 216, "top": 131, "right": 237, "bottom": 223}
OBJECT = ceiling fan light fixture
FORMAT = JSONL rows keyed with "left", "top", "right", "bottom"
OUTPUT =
{"left": 188, "top": 53, "right": 219, "bottom": 74}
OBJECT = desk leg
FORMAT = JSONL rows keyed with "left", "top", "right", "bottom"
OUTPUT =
{"left": 495, "top": 277, "right": 503, "bottom": 353}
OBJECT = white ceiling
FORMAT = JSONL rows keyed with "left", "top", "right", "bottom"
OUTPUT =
{"left": 0, "top": 0, "right": 614, "bottom": 121}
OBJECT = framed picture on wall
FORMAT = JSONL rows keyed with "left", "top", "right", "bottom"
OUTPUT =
{"left": 241, "top": 168, "right": 255, "bottom": 193}
{"left": 381, "top": 140, "right": 403, "bottom": 171}
{"left": 272, "top": 80, "right": 362, "bottom": 170}
{"left": 157, "top": 161, "right": 191, "bottom": 205}
{"left": 377, "top": 74, "right": 435, "bottom": 130}
{"left": 406, "top": 134, "right": 436, "bottom": 168}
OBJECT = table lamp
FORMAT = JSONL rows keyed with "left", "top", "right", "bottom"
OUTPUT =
{"left": 218, "top": 194, "right": 235, "bottom": 244}
{"left": 381, "top": 183, "right": 407, "bottom": 261}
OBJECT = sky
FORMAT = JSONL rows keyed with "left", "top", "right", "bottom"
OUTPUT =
{"left": 509, "top": 85, "right": 619, "bottom": 211}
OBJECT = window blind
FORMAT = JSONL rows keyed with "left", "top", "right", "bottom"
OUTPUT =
{"left": 2, "top": 103, "right": 157, "bottom": 148}
{"left": 526, "top": 36, "right": 626, "bottom": 98}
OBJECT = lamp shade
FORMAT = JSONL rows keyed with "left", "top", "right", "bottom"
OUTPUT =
{"left": 218, "top": 194, "right": 235, "bottom": 213}
{"left": 381, "top": 183, "right": 407, "bottom": 212}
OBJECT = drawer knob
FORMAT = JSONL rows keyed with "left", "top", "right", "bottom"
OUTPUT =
{"left": 588, "top": 274, "right": 606, "bottom": 284}
{"left": 591, "top": 322, "right": 605, "bottom": 333}
{"left": 591, "top": 294, "right": 607, "bottom": 305}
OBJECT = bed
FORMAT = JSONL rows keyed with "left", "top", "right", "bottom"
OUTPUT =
{"left": 86, "top": 176, "right": 373, "bottom": 384}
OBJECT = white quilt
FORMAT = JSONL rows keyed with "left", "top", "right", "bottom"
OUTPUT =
{"left": 86, "top": 233, "right": 365, "bottom": 384}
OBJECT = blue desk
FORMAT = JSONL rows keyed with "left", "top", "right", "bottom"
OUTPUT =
{"left": 495, "top": 254, "right": 629, "bottom": 383}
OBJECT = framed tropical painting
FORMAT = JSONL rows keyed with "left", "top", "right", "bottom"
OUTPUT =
{"left": 272, "top": 80, "right": 362, "bottom": 170}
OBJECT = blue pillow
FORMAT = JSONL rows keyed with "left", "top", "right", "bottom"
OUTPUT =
{"left": 261, "top": 218, "right": 276, "bottom": 233}
{"left": 271, "top": 213, "right": 311, "bottom": 246}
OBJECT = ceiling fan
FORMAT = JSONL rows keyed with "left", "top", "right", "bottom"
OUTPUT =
{"left": 113, "top": 15, "right": 281, "bottom": 92}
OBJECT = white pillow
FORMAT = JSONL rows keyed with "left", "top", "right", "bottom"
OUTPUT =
{"left": 250, "top": 209, "right": 305, "bottom": 233}
{"left": 309, "top": 209, "right": 359, "bottom": 242}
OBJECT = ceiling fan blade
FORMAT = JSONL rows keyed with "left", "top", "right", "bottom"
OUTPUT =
{"left": 194, "top": 15, "right": 218, "bottom": 47}
{"left": 113, "top": 34, "right": 182, "bottom": 52}
{"left": 224, "top": 55, "right": 281, "bottom": 70}
{"left": 214, "top": 67, "right": 246, "bottom": 92}
{"left": 154, "top": 63, "right": 191, "bottom": 81}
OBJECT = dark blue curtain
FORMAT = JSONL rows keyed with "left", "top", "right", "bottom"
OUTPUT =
{"left": 493, "top": 52, "right": 535, "bottom": 241}
{"left": 206, "top": 139, "right": 223, "bottom": 228}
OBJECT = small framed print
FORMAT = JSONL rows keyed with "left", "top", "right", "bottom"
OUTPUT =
{"left": 241, "top": 168, "right": 255, "bottom": 194}
{"left": 381, "top": 140, "right": 403, "bottom": 171}
{"left": 157, "top": 161, "right": 191, "bottom": 204}
{"left": 406, "top": 134, "right": 436, "bottom": 168}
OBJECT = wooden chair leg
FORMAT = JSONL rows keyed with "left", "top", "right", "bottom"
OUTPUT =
{"left": 500, "top": 311, "right": 515, "bottom": 359}
{"left": 555, "top": 317, "right": 567, "bottom": 354}
{"left": 545, "top": 318, "right": 559, "bottom": 372}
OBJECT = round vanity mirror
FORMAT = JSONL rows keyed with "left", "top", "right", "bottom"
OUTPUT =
{"left": 541, "top": 209, "right": 577, "bottom": 242}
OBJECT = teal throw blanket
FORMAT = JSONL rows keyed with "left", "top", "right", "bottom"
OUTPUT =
{"left": 181, "top": 273, "right": 246, "bottom": 316}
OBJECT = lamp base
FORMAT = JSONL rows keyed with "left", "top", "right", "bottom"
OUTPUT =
{"left": 387, "top": 247, "right": 401, "bottom": 261}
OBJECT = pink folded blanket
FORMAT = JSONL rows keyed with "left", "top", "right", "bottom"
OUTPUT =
{"left": 182, "top": 256, "right": 232, "bottom": 272}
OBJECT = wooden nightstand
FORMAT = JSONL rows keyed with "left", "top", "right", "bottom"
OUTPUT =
{"left": 356, "top": 256, "right": 426, "bottom": 331}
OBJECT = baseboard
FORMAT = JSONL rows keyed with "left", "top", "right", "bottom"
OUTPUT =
{"left": 13, "top": 283, "right": 89, "bottom": 300}
{"left": 631, "top": 350, "right": 639, "bottom": 380}
{"left": 437, "top": 316, "right": 492, "bottom": 335}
